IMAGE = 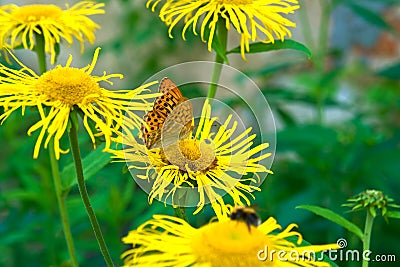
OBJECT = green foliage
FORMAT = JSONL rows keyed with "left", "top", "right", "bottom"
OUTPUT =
{"left": 285, "top": 236, "right": 340, "bottom": 267}
{"left": 347, "top": 3, "right": 393, "bottom": 31}
{"left": 227, "top": 40, "right": 312, "bottom": 59}
{"left": 386, "top": 211, "right": 400, "bottom": 219}
{"left": 297, "top": 205, "right": 363, "bottom": 240}
{"left": 211, "top": 35, "right": 229, "bottom": 64}
{"left": 60, "top": 144, "right": 112, "bottom": 190}
{"left": 377, "top": 62, "right": 400, "bottom": 80}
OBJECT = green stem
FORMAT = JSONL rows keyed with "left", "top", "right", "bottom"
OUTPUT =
{"left": 174, "top": 207, "right": 189, "bottom": 222}
{"left": 316, "top": 0, "right": 332, "bottom": 72}
{"left": 362, "top": 211, "right": 374, "bottom": 267}
{"left": 34, "top": 33, "right": 47, "bottom": 74}
{"left": 35, "top": 33, "right": 78, "bottom": 267}
{"left": 298, "top": 0, "right": 315, "bottom": 52}
{"left": 207, "top": 19, "right": 228, "bottom": 99}
{"left": 49, "top": 143, "right": 79, "bottom": 267}
{"left": 315, "top": 0, "right": 332, "bottom": 124}
{"left": 40, "top": 164, "right": 57, "bottom": 264}
{"left": 68, "top": 111, "right": 114, "bottom": 267}
{"left": 173, "top": 190, "right": 189, "bottom": 222}
{"left": 316, "top": 91, "right": 324, "bottom": 124}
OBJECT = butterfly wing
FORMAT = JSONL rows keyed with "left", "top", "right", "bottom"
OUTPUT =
{"left": 141, "top": 109, "right": 165, "bottom": 149}
{"left": 160, "top": 97, "right": 193, "bottom": 146}
{"left": 158, "top": 77, "right": 182, "bottom": 94}
{"left": 152, "top": 93, "right": 193, "bottom": 148}
{"left": 141, "top": 77, "right": 193, "bottom": 149}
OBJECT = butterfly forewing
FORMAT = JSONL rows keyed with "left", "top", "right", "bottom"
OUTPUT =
{"left": 158, "top": 77, "right": 182, "bottom": 94}
{"left": 153, "top": 90, "right": 182, "bottom": 117}
{"left": 141, "top": 78, "right": 193, "bottom": 149}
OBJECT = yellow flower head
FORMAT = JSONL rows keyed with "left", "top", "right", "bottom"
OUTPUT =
{"left": 110, "top": 100, "right": 272, "bottom": 218}
{"left": 121, "top": 214, "right": 339, "bottom": 266}
{"left": 0, "top": 48, "right": 158, "bottom": 159}
{"left": 0, "top": 2, "right": 104, "bottom": 64}
{"left": 147, "top": 0, "right": 299, "bottom": 59}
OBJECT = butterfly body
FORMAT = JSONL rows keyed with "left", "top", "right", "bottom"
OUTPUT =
{"left": 141, "top": 78, "right": 193, "bottom": 149}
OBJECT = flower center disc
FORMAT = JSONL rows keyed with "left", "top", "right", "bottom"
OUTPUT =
{"left": 12, "top": 5, "right": 63, "bottom": 21}
{"left": 191, "top": 221, "right": 269, "bottom": 267}
{"left": 161, "top": 139, "right": 217, "bottom": 173}
{"left": 36, "top": 67, "right": 101, "bottom": 106}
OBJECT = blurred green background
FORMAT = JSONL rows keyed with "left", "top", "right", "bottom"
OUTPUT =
{"left": 0, "top": 0, "right": 399, "bottom": 266}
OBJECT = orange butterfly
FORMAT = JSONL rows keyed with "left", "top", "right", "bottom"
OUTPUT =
{"left": 141, "top": 78, "right": 193, "bottom": 149}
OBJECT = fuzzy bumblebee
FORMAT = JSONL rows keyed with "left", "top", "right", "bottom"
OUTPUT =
{"left": 229, "top": 206, "right": 261, "bottom": 230}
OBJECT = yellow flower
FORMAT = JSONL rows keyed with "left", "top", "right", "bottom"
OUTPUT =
{"left": 110, "top": 100, "right": 272, "bottom": 218}
{"left": 0, "top": 2, "right": 104, "bottom": 64}
{"left": 146, "top": 0, "right": 299, "bottom": 59}
{"left": 0, "top": 47, "right": 158, "bottom": 159}
{"left": 121, "top": 214, "right": 339, "bottom": 266}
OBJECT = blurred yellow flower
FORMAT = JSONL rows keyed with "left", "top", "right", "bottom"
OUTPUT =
{"left": 0, "top": 1, "right": 104, "bottom": 64}
{"left": 121, "top": 214, "right": 339, "bottom": 266}
{"left": 147, "top": 0, "right": 299, "bottom": 59}
{"left": 110, "top": 100, "right": 272, "bottom": 218}
{"left": 0, "top": 48, "right": 158, "bottom": 159}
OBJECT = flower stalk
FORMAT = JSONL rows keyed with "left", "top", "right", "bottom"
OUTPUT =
{"left": 34, "top": 32, "right": 78, "bottom": 267}
{"left": 34, "top": 33, "right": 47, "bottom": 74}
{"left": 68, "top": 110, "right": 114, "bottom": 267}
{"left": 207, "top": 19, "right": 228, "bottom": 99}
{"left": 173, "top": 189, "right": 189, "bottom": 222}
{"left": 174, "top": 207, "right": 189, "bottom": 222}
{"left": 362, "top": 210, "right": 374, "bottom": 267}
{"left": 343, "top": 189, "right": 400, "bottom": 267}
{"left": 315, "top": 0, "right": 332, "bottom": 124}
{"left": 49, "top": 143, "right": 79, "bottom": 267}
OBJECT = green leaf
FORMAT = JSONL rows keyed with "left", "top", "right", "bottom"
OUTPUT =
{"left": 297, "top": 205, "right": 364, "bottom": 240}
{"left": 211, "top": 36, "right": 229, "bottom": 64}
{"left": 377, "top": 62, "right": 400, "bottom": 80}
{"left": 227, "top": 40, "right": 312, "bottom": 59}
{"left": 249, "top": 62, "right": 295, "bottom": 76}
{"left": 386, "top": 211, "right": 400, "bottom": 219}
{"left": 202, "top": 24, "right": 229, "bottom": 64}
{"left": 276, "top": 106, "right": 296, "bottom": 126}
{"left": 60, "top": 144, "right": 112, "bottom": 190}
{"left": 285, "top": 236, "right": 340, "bottom": 267}
{"left": 333, "top": 0, "right": 400, "bottom": 6}
{"left": 348, "top": 3, "right": 393, "bottom": 32}
{"left": 1, "top": 190, "right": 40, "bottom": 202}
{"left": 369, "top": 207, "right": 377, "bottom": 218}
{"left": 0, "top": 230, "right": 32, "bottom": 245}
